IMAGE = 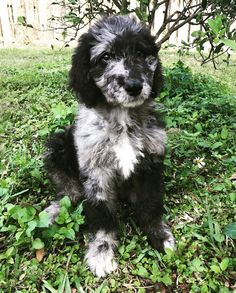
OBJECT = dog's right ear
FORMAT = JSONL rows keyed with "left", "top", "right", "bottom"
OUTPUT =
{"left": 69, "top": 33, "right": 104, "bottom": 108}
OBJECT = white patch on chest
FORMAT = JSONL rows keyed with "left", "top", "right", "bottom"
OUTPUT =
{"left": 113, "top": 133, "right": 140, "bottom": 179}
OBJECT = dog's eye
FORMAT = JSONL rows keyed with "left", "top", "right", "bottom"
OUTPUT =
{"left": 101, "top": 53, "right": 111, "bottom": 62}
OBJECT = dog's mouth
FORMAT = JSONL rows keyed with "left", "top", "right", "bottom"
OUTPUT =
{"left": 94, "top": 74, "right": 152, "bottom": 108}
{"left": 114, "top": 87, "right": 150, "bottom": 107}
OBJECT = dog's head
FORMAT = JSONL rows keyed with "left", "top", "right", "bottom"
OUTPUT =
{"left": 69, "top": 16, "right": 163, "bottom": 108}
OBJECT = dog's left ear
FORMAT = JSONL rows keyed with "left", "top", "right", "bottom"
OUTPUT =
{"left": 69, "top": 33, "right": 104, "bottom": 108}
{"left": 150, "top": 55, "right": 164, "bottom": 99}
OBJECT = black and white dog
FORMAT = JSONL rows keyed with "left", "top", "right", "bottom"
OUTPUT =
{"left": 45, "top": 15, "right": 175, "bottom": 277}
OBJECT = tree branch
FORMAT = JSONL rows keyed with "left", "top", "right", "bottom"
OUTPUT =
{"left": 148, "top": 0, "right": 167, "bottom": 29}
{"left": 156, "top": 6, "right": 202, "bottom": 47}
{"left": 112, "top": 0, "right": 122, "bottom": 10}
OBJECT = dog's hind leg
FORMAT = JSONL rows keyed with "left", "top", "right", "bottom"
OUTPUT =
{"left": 44, "top": 126, "right": 82, "bottom": 222}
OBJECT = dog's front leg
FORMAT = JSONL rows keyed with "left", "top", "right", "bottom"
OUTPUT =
{"left": 134, "top": 162, "right": 175, "bottom": 251}
{"left": 82, "top": 173, "right": 118, "bottom": 277}
{"left": 83, "top": 200, "right": 118, "bottom": 277}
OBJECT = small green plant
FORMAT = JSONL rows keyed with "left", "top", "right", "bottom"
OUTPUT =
{"left": 0, "top": 196, "right": 84, "bottom": 251}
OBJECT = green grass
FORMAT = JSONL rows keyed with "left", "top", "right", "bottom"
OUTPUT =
{"left": 0, "top": 48, "right": 235, "bottom": 293}
{"left": 160, "top": 50, "right": 236, "bottom": 93}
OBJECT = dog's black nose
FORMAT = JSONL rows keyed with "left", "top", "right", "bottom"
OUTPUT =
{"left": 124, "top": 79, "right": 143, "bottom": 96}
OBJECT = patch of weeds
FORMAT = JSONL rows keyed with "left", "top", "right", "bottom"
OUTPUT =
{"left": 0, "top": 196, "right": 84, "bottom": 292}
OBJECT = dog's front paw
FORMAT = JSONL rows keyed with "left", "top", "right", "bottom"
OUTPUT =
{"left": 85, "top": 231, "right": 118, "bottom": 277}
{"left": 163, "top": 226, "right": 175, "bottom": 251}
{"left": 147, "top": 221, "right": 175, "bottom": 252}
{"left": 86, "top": 250, "right": 118, "bottom": 278}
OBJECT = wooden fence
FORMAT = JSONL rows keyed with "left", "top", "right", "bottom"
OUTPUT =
{"left": 0, "top": 0, "right": 199, "bottom": 48}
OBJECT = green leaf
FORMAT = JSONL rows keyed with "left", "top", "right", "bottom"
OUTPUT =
{"left": 221, "top": 127, "right": 228, "bottom": 139}
{"left": 220, "top": 258, "right": 229, "bottom": 271}
{"left": 64, "top": 274, "right": 71, "bottom": 293}
{"left": 56, "top": 207, "right": 70, "bottom": 224}
{"left": 30, "top": 168, "right": 41, "bottom": 180}
{"left": 74, "top": 201, "right": 84, "bottom": 214}
{"left": 17, "top": 16, "right": 27, "bottom": 26}
{"left": 229, "top": 193, "right": 235, "bottom": 202}
{"left": 38, "top": 211, "right": 51, "bottom": 228}
{"left": 52, "top": 103, "right": 68, "bottom": 119}
{"left": 213, "top": 233, "right": 225, "bottom": 242}
{"left": 136, "top": 266, "right": 149, "bottom": 278}
{"left": 192, "top": 258, "right": 205, "bottom": 272}
{"left": 74, "top": 277, "right": 84, "bottom": 293}
{"left": 213, "top": 222, "right": 225, "bottom": 242}
{"left": 133, "top": 253, "right": 146, "bottom": 264}
{"left": 0, "top": 187, "right": 8, "bottom": 198}
{"left": 191, "top": 30, "right": 205, "bottom": 38}
{"left": 222, "top": 39, "right": 236, "bottom": 51}
{"left": 65, "top": 228, "right": 75, "bottom": 240}
{"left": 134, "top": 8, "right": 148, "bottom": 22}
{"left": 151, "top": 261, "right": 159, "bottom": 277}
{"left": 162, "top": 274, "right": 172, "bottom": 285}
{"left": 201, "top": 284, "right": 209, "bottom": 293}
{"left": 223, "top": 222, "right": 236, "bottom": 239}
{"left": 198, "top": 140, "right": 210, "bottom": 148}
{"left": 38, "top": 127, "right": 49, "bottom": 137}
{"left": 208, "top": 16, "right": 222, "bottom": 35}
{"left": 42, "top": 280, "right": 58, "bottom": 293}
{"left": 213, "top": 184, "right": 225, "bottom": 191}
{"left": 210, "top": 264, "right": 221, "bottom": 273}
{"left": 60, "top": 196, "right": 71, "bottom": 209}
{"left": 118, "top": 245, "right": 125, "bottom": 255}
{"left": 10, "top": 206, "right": 36, "bottom": 223}
{"left": 213, "top": 37, "right": 220, "bottom": 44}
{"left": 0, "top": 224, "right": 17, "bottom": 233}
{"left": 58, "top": 227, "right": 75, "bottom": 240}
{"left": 211, "top": 141, "right": 223, "bottom": 149}
{"left": 6, "top": 246, "right": 15, "bottom": 257}
{"left": 125, "top": 240, "right": 137, "bottom": 253}
{"left": 15, "top": 230, "right": 24, "bottom": 241}
{"left": 195, "top": 123, "right": 202, "bottom": 132}
{"left": 4, "top": 247, "right": 15, "bottom": 258}
{"left": 58, "top": 273, "right": 68, "bottom": 293}
{"left": 42, "top": 225, "right": 58, "bottom": 238}
{"left": 26, "top": 220, "right": 37, "bottom": 237}
{"left": 32, "top": 238, "right": 44, "bottom": 249}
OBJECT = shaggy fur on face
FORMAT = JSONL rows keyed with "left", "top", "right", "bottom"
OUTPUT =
{"left": 45, "top": 15, "right": 175, "bottom": 278}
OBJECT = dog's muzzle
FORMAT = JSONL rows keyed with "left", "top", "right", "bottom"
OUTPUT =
{"left": 116, "top": 73, "right": 144, "bottom": 97}
{"left": 124, "top": 79, "right": 143, "bottom": 97}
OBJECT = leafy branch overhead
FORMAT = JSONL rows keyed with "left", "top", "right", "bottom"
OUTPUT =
{"left": 51, "top": 0, "right": 236, "bottom": 66}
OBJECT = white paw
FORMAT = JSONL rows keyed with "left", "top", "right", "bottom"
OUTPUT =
{"left": 86, "top": 250, "right": 118, "bottom": 278}
{"left": 85, "top": 230, "right": 118, "bottom": 277}
{"left": 163, "top": 224, "right": 176, "bottom": 251}
{"left": 163, "top": 234, "right": 176, "bottom": 250}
